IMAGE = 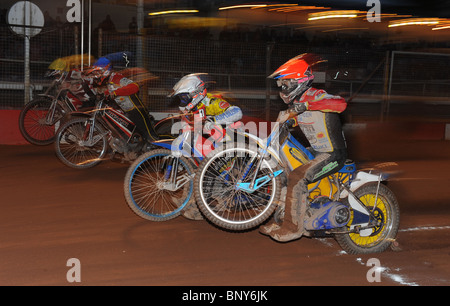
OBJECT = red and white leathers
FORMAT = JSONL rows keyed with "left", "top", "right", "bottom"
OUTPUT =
{"left": 103, "top": 72, "right": 139, "bottom": 98}
{"left": 291, "top": 87, "right": 347, "bottom": 154}
{"left": 90, "top": 71, "right": 159, "bottom": 142}
{"left": 261, "top": 87, "right": 348, "bottom": 242}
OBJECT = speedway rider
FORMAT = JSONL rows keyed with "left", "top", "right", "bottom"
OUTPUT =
{"left": 47, "top": 55, "right": 97, "bottom": 109}
{"left": 260, "top": 53, "right": 348, "bottom": 242}
{"left": 169, "top": 73, "right": 243, "bottom": 153}
{"left": 169, "top": 73, "right": 243, "bottom": 220}
{"left": 169, "top": 73, "right": 243, "bottom": 129}
{"left": 82, "top": 57, "right": 160, "bottom": 143}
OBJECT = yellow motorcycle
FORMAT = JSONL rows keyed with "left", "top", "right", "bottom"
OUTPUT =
{"left": 194, "top": 115, "right": 400, "bottom": 254}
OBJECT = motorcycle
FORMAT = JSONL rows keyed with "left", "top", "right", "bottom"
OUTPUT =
{"left": 194, "top": 114, "right": 400, "bottom": 254}
{"left": 123, "top": 110, "right": 242, "bottom": 221}
{"left": 54, "top": 90, "right": 169, "bottom": 169}
{"left": 18, "top": 55, "right": 95, "bottom": 146}
{"left": 18, "top": 69, "right": 96, "bottom": 146}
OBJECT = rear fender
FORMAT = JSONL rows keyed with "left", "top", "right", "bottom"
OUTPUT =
{"left": 340, "top": 171, "right": 385, "bottom": 236}
{"left": 151, "top": 140, "right": 172, "bottom": 150}
{"left": 340, "top": 171, "right": 385, "bottom": 198}
{"left": 151, "top": 139, "right": 193, "bottom": 158}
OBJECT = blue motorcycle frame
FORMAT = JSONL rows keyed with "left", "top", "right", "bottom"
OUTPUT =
{"left": 194, "top": 118, "right": 400, "bottom": 254}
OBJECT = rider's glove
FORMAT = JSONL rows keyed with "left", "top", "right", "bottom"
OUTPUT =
{"left": 286, "top": 118, "right": 298, "bottom": 128}
{"left": 277, "top": 106, "right": 301, "bottom": 123}
{"left": 293, "top": 102, "right": 307, "bottom": 114}
{"left": 276, "top": 110, "right": 290, "bottom": 123}
{"left": 104, "top": 90, "right": 116, "bottom": 99}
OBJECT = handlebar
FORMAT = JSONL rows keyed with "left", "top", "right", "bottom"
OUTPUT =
{"left": 285, "top": 118, "right": 296, "bottom": 128}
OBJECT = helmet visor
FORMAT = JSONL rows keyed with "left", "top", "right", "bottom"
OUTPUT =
{"left": 277, "top": 79, "right": 297, "bottom": 95}
{"left": 177, "top": 93, "right": 192, "bottom": 111}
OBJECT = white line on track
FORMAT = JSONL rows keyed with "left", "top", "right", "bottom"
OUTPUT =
{"left": 326, "top": 224, "right": 450, "bottom": 286}
{"left": 399, "top": 225, "right": 450, "bottom": 232}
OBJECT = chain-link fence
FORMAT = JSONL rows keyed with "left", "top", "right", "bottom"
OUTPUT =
{"left": 0, "top": 23, "right": 79, "bottom": 107}
{"left": 1, "top": 22, "right": 449, "bottom": 121}
{"left": 389, "top": 51, "right": 450, "bottom": 98}
{"left": 98, "top": 32, "right": 390, "bottom": 120}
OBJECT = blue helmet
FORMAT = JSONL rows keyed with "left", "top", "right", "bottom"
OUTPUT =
{"left": 93, "top": 57, "right": 111, "bottom": 70}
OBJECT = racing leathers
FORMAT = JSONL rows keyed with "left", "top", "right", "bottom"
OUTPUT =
{"left": 260, "top": 87, "right": 348, "bottom": 242}
{"left": 195, "top": 93, "right": 243, "bottom": 126}
{"left": 198, "top": 93, "right": 242, "bottom": 154}
{"left": 180, "top": 93, "right": 242, "bottom": 221}
{"left": 95, "top": 71, "right": 160, "bottom": 142}
{"left": 59, "top": 69, "right": 96, "bottom": 109}
{"left": 189, "top": 92, "right": 242, "bottom": 151}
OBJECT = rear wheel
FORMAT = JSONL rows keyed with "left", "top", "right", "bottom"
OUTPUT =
{"left": 19, "top": 97, "right": 65, "bottom": 145}
{"left": 335, "top": 183, "right": 400, "bottom": 254}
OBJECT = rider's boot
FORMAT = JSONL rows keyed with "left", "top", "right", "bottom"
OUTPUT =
{"left": 181, "top": 201, "right": 204, "bottom": 220}
{"left": 269, "top": 189, "right": 307, "bottom": 242}
{"left": 260, "top": 183, "right": 307, "bottom": 242}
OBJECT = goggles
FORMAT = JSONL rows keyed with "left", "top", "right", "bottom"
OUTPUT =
{"left": 177, "top": 93, "right": 194, "bottom": 112}
{"left": 276, "top": 76, "right": 313, "bottom": 88}
{"left": 276, "top": 79, "right": 295, "bottom": 89}
{"left": 178, "top": 93, "right": 191, "bottom": 106}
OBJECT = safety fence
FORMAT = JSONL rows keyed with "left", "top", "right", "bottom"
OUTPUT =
{"left": 1, "top": 23, "right": 449, "bottom": 122}
{"left": 388, "top": 51, "right": 450, "bottom": 99}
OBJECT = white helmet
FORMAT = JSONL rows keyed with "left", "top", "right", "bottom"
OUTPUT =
{"left": 169, "top": 73, "right": 208, "bottom": 112}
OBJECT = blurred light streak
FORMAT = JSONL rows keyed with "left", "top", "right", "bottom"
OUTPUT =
{"left": 219, "top": 4, "right": 325, "bottom": 12}
{"left": 322, "top": 27, "right": 369, "bottom": 32}
{"left": 309, "top": 14, "right": 357, "bottom": 20}
{"left": 268, "top": 5, "right": 328, "bottom": 13}
{"left": 219, "top": 4, "right": 268, "bottom": 10}
{"left": 149, "top": 10, "right": 199, "bottom": 16}
{"left": 388, "top": 18, "right": 440, "bottom": 27}
{"left": 432, "top": 25, "right": 450, "bottom": 30}
{"left": 308, "top": 10, "right": 360, "bottom": 21}
{"left": 379, "top": 13, "right": 412, "bottom": 18}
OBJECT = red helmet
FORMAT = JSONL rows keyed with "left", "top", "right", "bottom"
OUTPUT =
{"left": 83, "top": 58, "right": 112, "bottom": 86}
{"left": 269, "top": 53, "right": 323, "bottom": 104}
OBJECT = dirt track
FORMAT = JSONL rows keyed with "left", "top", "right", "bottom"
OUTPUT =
{"left": 1, "top": 127, "right": 450, "bottom": 288}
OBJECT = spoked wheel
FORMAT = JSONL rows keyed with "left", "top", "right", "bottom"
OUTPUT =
{"left": 124, "top": 149, "right": 195, "bottom": 221}
{"left": 54, "top": 117, "right": 108, "bottom": 169}
{"left": 194, "top": 147, "right": 282, "bottom": 231}
{"left": 18, "top": 97, "right": 65, "bottom": 145}
{"left": 335, "top": 183, "right": 400, "bottom": 254}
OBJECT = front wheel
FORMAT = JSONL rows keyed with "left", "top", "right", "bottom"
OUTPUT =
{"left": 54, "top": 117, "right": 108, "bottom": 169}
{"left": 18, "top": 97, "right": 65, "bottom": 145}
{"left": 124, "top": 149, "right": 195, "bottom": 221}
{"left": 335, "top": 183, "right": 400, "bottom": 254}
{"left": 194, "top": 147, "right": 282, "bottom": 231}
